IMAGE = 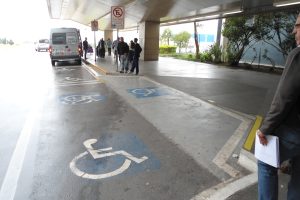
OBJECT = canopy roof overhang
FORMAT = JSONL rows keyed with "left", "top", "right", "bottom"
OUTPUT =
{"left": 46, "top": 0, "right": 300, "bottom": 30}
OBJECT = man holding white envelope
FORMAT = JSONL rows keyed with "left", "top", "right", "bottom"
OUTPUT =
{"left": 256, "top": 14, "right": 300, "bottom": 200}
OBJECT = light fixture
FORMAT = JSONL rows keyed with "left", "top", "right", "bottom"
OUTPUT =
{"left": 274, "top": 1, "right": 300, "bottom": 7}
{"left": 223, "top": 10, "right": 242, "bottom": 16}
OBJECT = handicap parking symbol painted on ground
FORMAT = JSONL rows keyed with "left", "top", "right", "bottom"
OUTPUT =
{"left": 70, "top": 133, "right": 160, "bottom": 180}
{"left": 127, "top": 87, "right": 168, "bottom": 98}
{"left": 60, "top": 93, "right": 105, "bottom": 105}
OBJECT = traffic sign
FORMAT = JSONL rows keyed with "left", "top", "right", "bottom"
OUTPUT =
{"left": 111, "top": 6, "right": 124, "bottom": 29}
{"left": 91, "top": 20, "right": 98, "bottom": 31}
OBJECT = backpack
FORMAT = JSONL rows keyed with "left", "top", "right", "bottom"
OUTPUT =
{"left": 135, "top": 44, "right": 142, "bottom": 54}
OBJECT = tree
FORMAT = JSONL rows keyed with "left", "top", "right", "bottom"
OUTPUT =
{"left": 160, "top": 28, "right": 173, "bottom": 45}
{"left": 0, "top": 38, "right": 7, "bottom": 44}
{"left": 254, "top": 11, "right": 298, "bottom": 59}
{"left": 222, "top": 16, "right": 260, "bottom": 66}
{"left": 8, "top": 40, "right": 14, "bottom": 45}
{"left": 172, "top": 31, "right": 191, "bottom": 53}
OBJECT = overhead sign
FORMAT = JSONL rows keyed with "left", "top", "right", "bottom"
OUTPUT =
{"left": 111, "top": 6, "right": 124, "bottom": 29}
{"left": 91, "top": 20, "right": 98, "bottom": 31}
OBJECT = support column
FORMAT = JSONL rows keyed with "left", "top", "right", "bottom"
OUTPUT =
{"left": 104, "top": 30, "right": 113, "bottom": 41}
{"left": 139, "top": 21, "right": 160, "bottom": 61}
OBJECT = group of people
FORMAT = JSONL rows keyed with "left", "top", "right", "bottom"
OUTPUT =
{"left": 96, "top": 38, "right": 112, "bottom": 58}
{"left": 112, "top": 37, "right": 142, "bottom": 75}
{"left": 82, "top": 36, "right": 142, "bottom": 75}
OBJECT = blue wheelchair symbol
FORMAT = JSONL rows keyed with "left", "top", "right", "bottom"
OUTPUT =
{"left": 128, "top": 87, "right": 168, "bottom": 98}
{"left": 70, "top": 133, "right": 160, "bottom": 180}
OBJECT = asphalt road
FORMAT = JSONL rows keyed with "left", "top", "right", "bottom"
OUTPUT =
{"left": 0, "top": 45, "right": 221, "bottom": 200}
{"left": 0, "top": 45, "right": 284, "bottom": 200}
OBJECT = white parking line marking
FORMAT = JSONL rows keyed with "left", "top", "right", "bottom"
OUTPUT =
{"left": 0, "top": 100, "right": 42, "bottom": 200}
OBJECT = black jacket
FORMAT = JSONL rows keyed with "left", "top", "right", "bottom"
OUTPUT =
{"left": 117, "top": 41, "right": 129, "bottom": 55}
{"left": 83, "top": 40, "right": 88, "bottom": 50}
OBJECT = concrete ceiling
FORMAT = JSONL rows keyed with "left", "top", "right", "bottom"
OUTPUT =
{"left": 46, "top": 0, "right": 300, "bottom": 30}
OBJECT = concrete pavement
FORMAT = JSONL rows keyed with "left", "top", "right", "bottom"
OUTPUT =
{"left": 81, "top": 53, "right": 289, "bottom": 199}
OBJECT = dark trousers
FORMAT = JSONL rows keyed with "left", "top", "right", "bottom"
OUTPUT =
{"left": 108, "top": 48, "right": 111, "bottom": 56}
{"left": 131, "top": 57, "right": 139, "bottom": 75}
{"left": 84, "top": 49, "right": 88, "bottom": 60}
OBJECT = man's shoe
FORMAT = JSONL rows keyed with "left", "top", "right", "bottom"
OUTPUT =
{"left": 120, "top": 71, "right": 124, "bottom": 73}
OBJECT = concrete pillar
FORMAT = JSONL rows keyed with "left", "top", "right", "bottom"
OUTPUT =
{"left": 104, "top": 30, "right": 113, "bottom": 41}
{"left": 139, "top": 21, "right": 160, "bottom": 61}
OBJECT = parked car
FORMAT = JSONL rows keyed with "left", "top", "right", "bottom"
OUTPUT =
{"left": 35, "top": 39, "right": 49, "bottom": 52}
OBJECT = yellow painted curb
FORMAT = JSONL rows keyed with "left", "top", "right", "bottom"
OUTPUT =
{"left": 243, "top": 115, "right": 263, "bottom": 151}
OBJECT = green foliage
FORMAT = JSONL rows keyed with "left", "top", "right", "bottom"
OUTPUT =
{"left": 8, "top": 40, "right": 14, "bottom": 45}
{"left": 222, "top": 16, "right": 258, "bottom": 65}
{"left": 223, "top": 11, "right": 299, "bottom": 66}
{"left": 254, "top": 12, "right": 298, "bottom": 59}
{"left": 0, "top": 38, "right": 7, "bottom": 44}
{"left": 172, "top": 31, "right": 191, "bottom": 53}
{"left": 208, "top": 43, "right": 222, "bottom": 63}
{"left": 159, "top": 45, "right": 177, "bottom": 54}
{"left": 0, "top": 38, "right": 14, "bottom": 45}
{"left": 160, "top": 28, "right": 173, "bottom": 45}
{"left": 200, "top": 50, "right": 212, "bottom": 62}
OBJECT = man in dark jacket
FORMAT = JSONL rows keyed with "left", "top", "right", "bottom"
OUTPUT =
{"left": 257, "top": 13, "right": 300, "bottom": 200}
{"left": 129, "top": 38, "right": 142, "bottom": 75}
{"left": 82, "top": 37, "right": 88, "bottom": 60}
{"left": 117, "top": 37, "right": 129, "bottom": 73}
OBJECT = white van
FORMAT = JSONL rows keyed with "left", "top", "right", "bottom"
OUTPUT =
{"left": 49, "top": 28, "right": 83, "bottom": 66}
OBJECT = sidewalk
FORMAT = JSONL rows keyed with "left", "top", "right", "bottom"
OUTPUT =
{"left": 83, "top": 54, "right": 288, "bottom": 200}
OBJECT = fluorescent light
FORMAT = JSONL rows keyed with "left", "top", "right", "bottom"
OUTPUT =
{"left": 204, "top": 14, "right": 219, "bottom": 18}
{"left": 223, "top": 10, "right": 242, "bottom": 16}
{"left": 274, "top": 1, "right": 300, "bottom": 7}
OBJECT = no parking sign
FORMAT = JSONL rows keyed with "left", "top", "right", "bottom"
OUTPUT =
{"left": 111, "top": 6, "right": 124, "bottom": 29}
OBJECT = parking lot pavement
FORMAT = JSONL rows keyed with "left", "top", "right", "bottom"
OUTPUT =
{"left": 82, "top": 54, "right": 287, "bottom": 199}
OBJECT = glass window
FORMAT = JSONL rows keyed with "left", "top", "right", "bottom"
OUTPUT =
{"left": 66, "top": 32, "right": 77, "bottom": 44}
{"left": 207, "top": 35, "right": 215, "bottom": 42}
{"left": 39, "top": 39, "right": 49, "bottom": 43}
{"left": 199, "top": 34, "right": 206, "bottom": 42}
{"left": 52, "top": 33, "right": 66, "bottom": 45}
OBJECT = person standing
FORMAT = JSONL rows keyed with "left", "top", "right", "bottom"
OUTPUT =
{"left": 82, "top": 37, "right": 88, "bottom": 60}
{"left": 100, "top": 38, "right": 106, "bottom": 58}
{"left": 112, "top": 37, "right": 119, "bottom": 59}
{"left": 117, "top": 37, "right": 129, "bottom": 73}
{"left": 257, "top": 13, "right": 300, "bottom": 200}
{"left": 128, "top": 40, "right": 135, "bottom": 67}
{"left": 106, "top": 38, "right": 112, "bottom": 56}
{"left": 129, "top": 38, "right": 142, "bottom": 75}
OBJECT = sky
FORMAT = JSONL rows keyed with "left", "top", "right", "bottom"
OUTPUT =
{"left": 0, "top": 0, "right": 219, "bottom": 48}
{"left": 0, "top": 0, "right": 51, "bottom": 42}
{"left": 0, "top": 0, "right": 90, "bottom": 43}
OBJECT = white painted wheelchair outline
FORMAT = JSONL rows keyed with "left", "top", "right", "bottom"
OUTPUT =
{"left": 61, "top": 94, "right": 103, "bottom": 105}
{"left": 69, "top": 139, "right": 148, "bottom": 179}
{"left": 131, "top": 88, "right": 156, "bottom": 97}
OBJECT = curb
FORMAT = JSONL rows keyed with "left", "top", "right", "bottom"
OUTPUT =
{"left": 82, "top": 59, "right": 109, "bottom": 75}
